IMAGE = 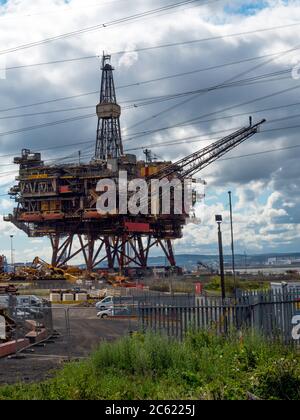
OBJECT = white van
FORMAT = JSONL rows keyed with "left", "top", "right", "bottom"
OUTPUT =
{"left": 16, "top": 295, "right": 42, "bottom": 307}
{"left": 95, "top": 296, "right": 114, "bottom": 310}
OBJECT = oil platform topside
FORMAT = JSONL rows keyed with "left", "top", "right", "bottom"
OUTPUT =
{"left": 4, "top": 55, "right": 266, "bottom": 272}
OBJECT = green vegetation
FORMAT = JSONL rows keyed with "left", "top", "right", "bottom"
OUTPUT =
{"left": 148, "top": 279, "right": 194, "bottom": 294}
{"left": 0, "top": 331, "right": 299, "bottom": 400}
{"left": 204, "top": 276, "right": 269, "bottom": 294}
{"left": 148, "top": 275, "right": 270, "bottom": 295}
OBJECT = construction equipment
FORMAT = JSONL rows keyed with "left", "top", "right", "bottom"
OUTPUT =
{"left": 32, "top": 257, "right": 78, "bottom": 283}
{"left": 4, "top": 54, "right": 266, "bottom": 273}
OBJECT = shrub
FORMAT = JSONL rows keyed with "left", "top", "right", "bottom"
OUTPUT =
{"left": 0, "top": 331, "right": 299, "bottom": 400}
{"left": 252, "top": 358, "right": 300, "bottom": 400}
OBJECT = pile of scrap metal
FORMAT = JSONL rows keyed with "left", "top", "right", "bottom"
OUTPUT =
{"left": 98, "top": 271, "right": 136, "bottom": 288}
{"left": 88, "top": 288, "right": 108, "bottom": 299}
{"left": 31, "top": 257, "right": 79, "bottom": 282}
{"left": 6, "top": 257, "right": 84, "bottom": 283}
{"left": 0, "top": 273, "right": 11, "bottom": 282}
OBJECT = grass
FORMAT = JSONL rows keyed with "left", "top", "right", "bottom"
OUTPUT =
{"left": 18, "top": 288, "right": 50, "bottom": 297}
{"left": 148, "top": 279, "right": 195, "bottom": 294}
{"left": 204, "top": 276, "right": 269, "bottom": 294}
{"left": 0, "top": 331, "right": 299, "bottom": 400}
{"left": 147, "top": 276, "right": 270, "bottom": 295}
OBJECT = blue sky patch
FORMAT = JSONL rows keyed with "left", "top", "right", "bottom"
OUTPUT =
{"left": 225, "top": 1, "right": 269, "bottom": 16}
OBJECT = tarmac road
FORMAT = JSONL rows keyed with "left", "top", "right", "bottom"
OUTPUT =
{"left": 0, "top": 306, "right": 138, "bottom": 385}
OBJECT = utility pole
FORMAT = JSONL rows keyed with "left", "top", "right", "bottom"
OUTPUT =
{"left": 228, "top": 191, "right": 237, "bottom": 298}
{"left": 215, "top": 215, "right": 226, "bottom": 301}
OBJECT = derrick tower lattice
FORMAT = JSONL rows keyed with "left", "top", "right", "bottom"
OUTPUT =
{"left": 95, "top": 55, "right": 123, "bottom": 161}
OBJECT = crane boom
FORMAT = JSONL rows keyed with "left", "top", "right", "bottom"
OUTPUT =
{"left": 147, "top": 118, "right": 266, "bottom": 181}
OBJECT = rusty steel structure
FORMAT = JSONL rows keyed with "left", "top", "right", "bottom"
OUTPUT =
{"left": 4, "top": 55, "right": 266, "bottom": 272}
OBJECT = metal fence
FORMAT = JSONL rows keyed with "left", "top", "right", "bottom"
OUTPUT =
{"left": 4, "top": 298, "right": 54, "bottom": 344}
{"left": 138, "top": 291, "right": 300, "bottom": 344}
{"left": 113, "top": 292, "right": 195, "bottom": 307}
{"left": 1, "top": 290, "right": 299, "bottom": 367}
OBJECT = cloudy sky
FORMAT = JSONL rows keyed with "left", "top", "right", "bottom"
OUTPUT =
{"left": 0, "top": 0, "right": 300, "bottom": 264}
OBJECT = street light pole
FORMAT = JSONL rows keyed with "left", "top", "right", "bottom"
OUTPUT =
{"left": 10, "top": 235, "right": 14, "bottom": 274}
{"left": 228, "top": 191, "right": 237, "bottom": 298}
{"left": 215, "top": 215, "right": 226, "bottom": 301}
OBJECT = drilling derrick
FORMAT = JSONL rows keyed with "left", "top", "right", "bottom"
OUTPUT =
{"left": 4, "top": 55, "right": 266, "bottom": 276}
{"left": 95, "top": 55, "right": 123, "bottom": 160}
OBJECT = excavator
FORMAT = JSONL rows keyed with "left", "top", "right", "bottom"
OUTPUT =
{"left": 31, "top": 257, "right": 79, "bottom": 283}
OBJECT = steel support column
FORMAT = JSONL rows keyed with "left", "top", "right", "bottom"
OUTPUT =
{"left": 49, "top": 233, "right": 176, "bottom": 271}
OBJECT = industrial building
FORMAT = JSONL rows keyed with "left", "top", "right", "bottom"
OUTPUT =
{"left": 4, "top": 55, "right": 265, "bottom": 273}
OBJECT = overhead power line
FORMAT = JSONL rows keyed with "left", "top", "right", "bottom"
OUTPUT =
{"left": 0, "top": 72, "right": 292, "bottom": 138}
{"left": 0, "top": 68, "right": 293, "bottom": 121}
{"left": 0, "top": 93, "right": 294, "bottom": 163}
{"left": 112, "top": 21, "right": 300, "bottom": 57}
{"left": 1, "top": 44, "right": 299, "bottom": 115}
{"left": 126, "top": 28, "right": 300, "bottom": 132}
{"left": 0, "top": 0, "right": 131, "bottom": 22}
{"left": 123, "top": 119, "right": 300, "bottom": 151}
{"left": 125, "top": 99, "right": 300, "bottom": 138}
{"left": 1, "top": 129, "right": 300, "bottom": 182}
{"left": 124, "top": 83, "right": 300, "bottom": 142}
{"left": 3, "top": 28, "right": 300, "bottom": 72}
{"left": 2, "top": 115, "right": 300, "bottom": 169}
{"left": 0, "top": 0, "right": 219, "bottom": 56}
{"left": 0, "top": 77, "right": 299, "bottom": 157}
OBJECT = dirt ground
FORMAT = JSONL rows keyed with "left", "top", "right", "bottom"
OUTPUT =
{"left": 0, "top": 306, "right": 138, "bottom": 386}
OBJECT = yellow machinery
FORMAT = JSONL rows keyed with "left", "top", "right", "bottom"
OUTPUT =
{"left": 32, "top": 257, "right": 78, "bottom": 283}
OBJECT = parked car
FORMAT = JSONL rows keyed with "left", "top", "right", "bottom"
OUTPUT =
{"left": 95, "top": 296, "right": 134, "bottom": 310}
{"left": 97, "top": 306, "right": 114, "bottom": 319}
{"left": 97, "top": 306, "right": 131, "bottom": 319}
{"left": 95, "top": 296, "right": 114, "bottom": 311}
